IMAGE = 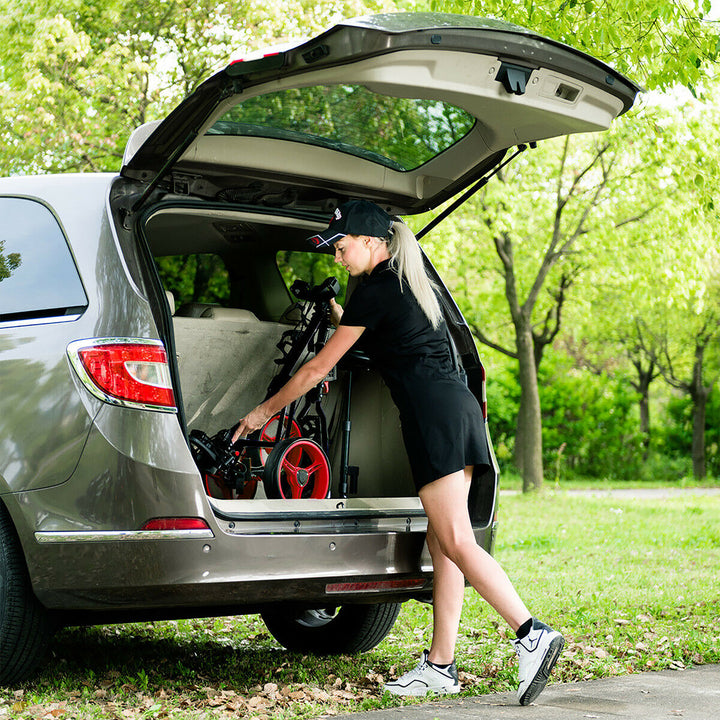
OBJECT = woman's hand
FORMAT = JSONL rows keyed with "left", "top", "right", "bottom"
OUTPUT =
{"left": 329, "top": 298, "right": 343, "bottom": 327}
{"left": 232, "top": 404, "right": 272, "bottom": 443}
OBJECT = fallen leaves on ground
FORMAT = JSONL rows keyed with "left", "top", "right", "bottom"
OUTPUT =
{"left": 0, "top": 672, "right": 387, "bottom": 720}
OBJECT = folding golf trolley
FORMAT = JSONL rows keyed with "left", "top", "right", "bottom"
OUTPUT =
{"left": 190, "top": 276, "right": 360, "bottom": 501}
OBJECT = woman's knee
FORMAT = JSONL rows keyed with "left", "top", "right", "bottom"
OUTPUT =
{"left": 430, "top": 527, "right": 478, "bottom": 566}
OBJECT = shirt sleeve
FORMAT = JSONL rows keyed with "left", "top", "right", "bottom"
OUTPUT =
{"left": 339, "top": 281, "right": 387, "bottom": 331}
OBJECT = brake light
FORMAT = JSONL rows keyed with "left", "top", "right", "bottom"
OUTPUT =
{"left": 141, "top": 518, "right": 210, "bottom": 531}
{"left": 68, "top": 338, "right": 176, "bottom": 411}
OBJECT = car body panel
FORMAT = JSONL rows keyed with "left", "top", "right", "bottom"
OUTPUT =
{"left": 0, "top": 175, "right": 162, "bottom": 494}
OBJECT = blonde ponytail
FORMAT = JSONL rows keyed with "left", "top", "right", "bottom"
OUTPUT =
{"left": 386, "top": 221, "right": 443, "bottom": 329}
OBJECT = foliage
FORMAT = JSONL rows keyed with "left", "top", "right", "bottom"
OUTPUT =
{"left": 487, "top": 353, "right": 653, "bottom": 481}
{"left": 538, "top": 354, "right": 645, "bottom": 480}
{"left": 156, "top": 254, "right": 231, "bottom": 309}
{"left": 661, "top": 389, "right": 720, "bottom": 477}
{"left": 0, "top": 0, "right": 395, "bottom": 174}
{"left": 0, "top": 241, "right": 22, "bottom": 281}
{"left": 437, "top": 0, "right": 720, "bottom": 93}
{"left": 3, "top": 493, "right": 718, "bottom": 717}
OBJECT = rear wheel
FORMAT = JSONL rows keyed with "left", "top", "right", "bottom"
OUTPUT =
{"left": 261, "top": 602, "right": 401, "bottom": 654}
{"left": 0, "top": 505, "right": 52, "bottom": 683}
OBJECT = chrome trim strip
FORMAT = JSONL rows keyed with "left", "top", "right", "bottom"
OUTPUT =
{"left": 0, "top": 313, "right": 83, "bottom": 329}
{"left": 35, "top": 529, "right": 214, "bottom": 544}
{"left": 66, "top": 337, "right": 178, "bottom": 413}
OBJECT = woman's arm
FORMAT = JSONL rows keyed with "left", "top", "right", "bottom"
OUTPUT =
{"left": 231, "top": 323, "right": 364, "bottom": 442}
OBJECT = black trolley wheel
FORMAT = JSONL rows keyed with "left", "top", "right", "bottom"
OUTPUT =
{"left": 263, "top": 437, "right": 331, "bottom": 499}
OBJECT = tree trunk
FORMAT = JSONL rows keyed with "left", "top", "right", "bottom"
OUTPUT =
{"left": 515, "top": 325, "right": 544, "bottom": 492}
{"left": 634, "top": 361, "right": 654, "bottom": 461}
{"left": 638, "top": 392, "right": 651, "bottom": 460}
{"left": 691, "top": 390, "right": 707, "bottom": 480}
{"left": 690, "top": 345, "right": 709, "bottom": 480}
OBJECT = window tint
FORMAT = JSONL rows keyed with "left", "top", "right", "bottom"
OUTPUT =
{"left": 210, "top": 85, "right": 476, "bottom": 172}
{"left": 0, "top": 198, "right": 87, "bottom": 321}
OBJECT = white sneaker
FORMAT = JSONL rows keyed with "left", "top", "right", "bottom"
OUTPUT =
{"left": 383, "top": 650, "right": 461, "bottom": 696}
{"left": 512, "top": 619, "right": 564, "bottom": 705}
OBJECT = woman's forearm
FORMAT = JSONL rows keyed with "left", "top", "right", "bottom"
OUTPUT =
{"left": 232, "top": 324, "right": 364, "bottom": 442}
{"left": 259, "top": 363, "right": 326, "bottom": 418}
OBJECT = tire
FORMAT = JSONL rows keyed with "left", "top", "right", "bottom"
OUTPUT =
{"left": 263, "top": 437, "right": 331, "bottom": 500}
{"left": 0, "top": 505, "right": 52, "bottom": 683}
{"left": 261, "top": 602, "right": 401, "bottom": 654}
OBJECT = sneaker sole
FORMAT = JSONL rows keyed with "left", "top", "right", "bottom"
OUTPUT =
{"left": 384, "top": 684, "right": 461, "bottom": 697}
{"left": 518, "top": 635, "right": 565, "bottom": 706}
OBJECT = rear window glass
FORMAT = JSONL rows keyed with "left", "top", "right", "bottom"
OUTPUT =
{"left": 276, "top": 250, "right": 348, "bottom": 305}
{"left": 209, "top": 84, "right": 475, "bottom": 172}
{"left": 0, "top": 198, "right": 87, "bottom": 322}
{"left": 155, "top": 253, "right": 230, "bottom": 312}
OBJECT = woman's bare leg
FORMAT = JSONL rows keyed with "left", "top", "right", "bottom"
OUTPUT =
{"left": 425, "top": 523, "right": 466, "bottom": 665}
{"left": 419, "top": 466, "right": 531, "bottom": 663}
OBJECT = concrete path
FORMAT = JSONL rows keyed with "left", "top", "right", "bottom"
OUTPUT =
{"left": 323, "top": 664, "right": 720, "bottom": 720}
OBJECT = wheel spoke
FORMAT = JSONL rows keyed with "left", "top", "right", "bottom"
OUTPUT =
{"left": 282, "top": 459, "right": 301, "bottom": 475}
{"left": 289, "top": 479, "right": 304, "bottom": 499}
{"left": 305, "top": 459, "right": 326, "bottom": 476}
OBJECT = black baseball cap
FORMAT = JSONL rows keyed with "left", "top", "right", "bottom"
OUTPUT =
{"left": 307, "top": 200, "right": 394, "bottom": 251}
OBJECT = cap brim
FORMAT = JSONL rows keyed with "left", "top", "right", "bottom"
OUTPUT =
{"left": 307, "top": 230, "right": 346, "bottom": 253}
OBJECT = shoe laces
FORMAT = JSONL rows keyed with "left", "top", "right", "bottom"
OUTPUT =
{"left": 399, "top": 651, "right": 431, "bottom": 680}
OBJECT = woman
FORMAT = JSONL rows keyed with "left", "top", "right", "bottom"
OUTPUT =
{"left": 232, "top": 200, "right": 564, "bottom": 705}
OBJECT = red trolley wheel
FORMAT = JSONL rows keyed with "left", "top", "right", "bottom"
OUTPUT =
{"left": 204, "top": 473, "right": 230, "bottom": 499}
{"left": 203, "top": 472, "right": 258, "bottom": 500}
{"left": 259, "top": 414, "right": 302, "bottom": 465}
{"left": 263, "top": 437, "right": 331, "bottom": 500}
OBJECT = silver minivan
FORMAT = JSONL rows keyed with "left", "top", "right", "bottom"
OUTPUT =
{"left": 0, "top": 12, "right": 638, "bottom": 682}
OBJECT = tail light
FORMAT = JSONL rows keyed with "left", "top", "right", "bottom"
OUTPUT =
{"left": 67, "top": 338, "right": 177, "bottom": 412}
{"left": 141, "top": 517, "right": 210, "bottom": 531}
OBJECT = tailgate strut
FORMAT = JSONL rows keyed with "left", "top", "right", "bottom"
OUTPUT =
{"left": 416, "top": 143, "right": 534, "bottom": 241}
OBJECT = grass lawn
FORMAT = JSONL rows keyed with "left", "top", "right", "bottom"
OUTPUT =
{"left": 2, "top": 491, "right": 719, "bottom": 719}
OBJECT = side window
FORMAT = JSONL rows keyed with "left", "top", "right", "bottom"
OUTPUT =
{"left": 155, "top": 253, "right": 230, "bottom": 312}
{"left": 0, "top": 198, "right": 87, "bottom": 322}
{"left": 276, "top": 251, "right": 348, "bottom": 304}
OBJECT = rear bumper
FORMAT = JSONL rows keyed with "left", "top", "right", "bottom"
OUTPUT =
{"left": 29, "top": 521, "right": 494, "bottom": 618}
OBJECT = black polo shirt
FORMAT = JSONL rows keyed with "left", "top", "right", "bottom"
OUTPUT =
{"left": 340, "top": 259, "right": 490, "bottom": 489}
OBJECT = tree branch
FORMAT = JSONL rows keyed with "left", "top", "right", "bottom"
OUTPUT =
{"left": 469, "top": 322, "right": 518, "bottom": 360}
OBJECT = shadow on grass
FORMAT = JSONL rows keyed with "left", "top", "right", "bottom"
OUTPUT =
{"left": 27, "top": 623, "right": 380, "bottom": 695}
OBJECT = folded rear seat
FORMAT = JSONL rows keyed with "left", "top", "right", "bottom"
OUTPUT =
{"left": 172, "top": 307, "right": 286, "bottom": 434}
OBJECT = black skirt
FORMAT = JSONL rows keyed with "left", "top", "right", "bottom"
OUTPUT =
{"left": 386, "top": 363, "right": 492, "bottom": 491}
